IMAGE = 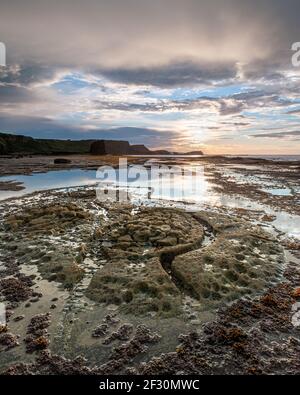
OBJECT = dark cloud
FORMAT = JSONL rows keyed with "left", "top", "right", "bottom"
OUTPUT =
{"left": 92, "top": 88, "right": 299, "bottom": 116}
{"left": 219, "top": 100, "right": 244, "bottom": 116}
{"left": 242, "top": 58, "right": 288, "bottom": 81}
{"left": 0, "top": 64, "right": 60, "bottom": 86}
{"left": 221, "top": 122, "right": 250, "bottom": 126}
{"left": 1, "top": 0, "right": 300, "bottom": 87}
{"left": 229, "top": 91, "right": 266, "bottom": 100}
{"left": 0, "top": 85, "right": 37, "bottom": 103}
{"left": 287, "top": 108, "right": 300, "bottom": 115}
{"left": 252, "top": 130, "right": 300, "bottom": 139}
{"left": 98, "top": 62, "right": 236, "bottom": 87}
{"left": 93, "top": 100, "right": 165, "bottom": 112}
{"left": 0, "top": 115, "right": 62, "bottom": 134}
{"left": 0, "top": 114, "right": 178, "bottom": 147}
{"left": 0, "top": 0, "right": 299, "bottom": 152}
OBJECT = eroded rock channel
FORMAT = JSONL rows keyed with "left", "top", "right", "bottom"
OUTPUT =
{"left": 85, "top": 205, "right": 283, "bottom": 312}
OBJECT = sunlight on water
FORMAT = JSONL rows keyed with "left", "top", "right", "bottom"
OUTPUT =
{"left": 0, "top": 169, "right": 98, "bottom": 200}
{"left": 1, "top": 166, "right": 299, "bottom": 240}
{"left": 261, "top": 188, "right": 293, "bottom": 196}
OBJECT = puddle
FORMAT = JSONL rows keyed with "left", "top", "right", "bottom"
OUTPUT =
{"left": 0, "top": 169, "right": 99, "bottom": 200}
{"left": 261, "top": 187, "right": 293, "bottom": 196}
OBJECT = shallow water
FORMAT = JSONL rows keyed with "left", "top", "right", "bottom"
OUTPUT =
{"left": 0, "top": 169, "right": 98, "bottom": 200}
{"left": 0, "top": 166, "right": 211, "bottom": 201}
{"left": 261, "top": 187, "right": 293, "bottom": 196}
{"left": 1, "top": 164, "right": 299, "bottom": 239}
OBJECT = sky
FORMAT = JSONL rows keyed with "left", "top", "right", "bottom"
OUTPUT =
{"left": 0, "top": 0, "right": 300, "bottom": 154}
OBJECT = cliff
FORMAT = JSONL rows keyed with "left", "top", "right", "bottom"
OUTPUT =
{"left": 0, "top": 132, "right": 93, "bottom": 155}
{"left": 0, "top": 132, "right": 203, "bottom": 156}
{"left": 90, "top": 140, "right": 132, "bottom": 155}
{"left": 0, "top": 133, "right": 152, "bottom": 156}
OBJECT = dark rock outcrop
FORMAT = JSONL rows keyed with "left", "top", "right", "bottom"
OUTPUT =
{"left": 0, "top": 132, "right": 204, "bottom": 156}
{"left": 53, "top": 158, "right": 71, "bottom": 164}
{"left": 89, "top": 140, "right": 106, "bottom": 155}
{"left": 90, "top": 140, "right": 151, "bottom": 155}
{"left": 90, "top": 140, "right": 131, "bottom": 155}
{"left": 0, "top": 132, "right": 93, "bottom": 155}
{"left": 129, "top": 144, "right": 150, "bottom": 155}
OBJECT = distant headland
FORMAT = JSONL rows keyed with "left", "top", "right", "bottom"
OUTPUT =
{"left": 0, "top": 132, "right": 203, "bottom": 156}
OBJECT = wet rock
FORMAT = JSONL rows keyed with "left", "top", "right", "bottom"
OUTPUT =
{"left": 0, "top": 277, "right": 33, "bottom": 303}
{"left": 30, "top": 297, "right": 40, "bottom": 303}
{"left": 13, "top": 315, "right": 25, "bottom": 322}
{"left": 103, "top": 314, "right": 120, "bottom": 326}
{"left": 25, "top": 313, "right": 51, "bottom": 353}
{"left": 86, "top": 257, "right": 182, "bottom": 317}
{"left": 25, "top": 335, "right": 49, "bottom": 352}
{"left": 37, "top": 251, "right": 85, "bottom": 289}
{"left": 103, "top": 323, "right": 134, "bottom": 344}
{"left": 117, "top": 235, "right": 133, "bottom": 243}
{"left": 157, "top": 236, "right": 178, "bottom": 247}
{"left": 96, "top": 325, "right": 161, "bottom": 374}
{"left": 4, "top": 203, "right": 91, "bottom": 235}
{"left": 172, "top": 216, "right": 283, "bottom": 306}
{"left": 0, "top": 324, "right": 7, "bottom": 334}
{"left": 132, "top": 229, "right": 151, "bottom": 242}
{"left": 292, "top": 288, "right": 300, "bottom": 298}
{"left": 92, "top": 324, "right": 109, "bottom": 338}
{"left": 100, "top": 207, "right": 204, "bottom": 257}
{"left": 4, "top": 350, "right": 94, "bottom": 375}
{"left": 4, "top": 327, "right": 157, "bottom": 375}
{"left": 1, "top": 191, "right": 299, "bottom": 375}
{"left": 54, "top": 158, "right": 71, "bottom": 164}
{"left": 0, "top": 332, "right": 19, "bottom": 350}
{"left": 261, "top": 214, "right": 276, "bottom": 222}
{"left": 204, "top": 323, "right": 248, "bottom": 346}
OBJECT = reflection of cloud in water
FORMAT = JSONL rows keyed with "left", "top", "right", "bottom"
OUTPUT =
{"left": 273, "top": 213, "right": 300, "bottom": 239}
{"left": 0, "top": 169, "right": 98, "bottom": 200}
{"left": 0, "top": 167, "right": 299, "bottom": 240}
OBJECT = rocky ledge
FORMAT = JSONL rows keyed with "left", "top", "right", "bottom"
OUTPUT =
{"left": 0, "top": 188, "right": 299, "bottom": 374}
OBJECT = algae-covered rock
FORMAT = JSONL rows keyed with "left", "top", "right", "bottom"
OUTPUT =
{"left": 86, "top": 207, "right": 207, "bottom": 316}
{"left": 86, "top": 257, "right": 183, "bottom": 317}
{"left": 172, "top": 217, "right": 284, "bottom": 305}
{"left": 97, "top": 206, "right": 204, "bottom": 259}
{"left": 4, "top": 203, "right": 91, "bottom": 234}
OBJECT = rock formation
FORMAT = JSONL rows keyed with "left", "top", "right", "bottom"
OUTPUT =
{"left": 0, "top": 131, "right": 203, "bottom": 156}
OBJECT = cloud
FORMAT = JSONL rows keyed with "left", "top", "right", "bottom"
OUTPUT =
{"left": 0, "top": 64, "right": 62, "bottom": 87}
{"left": 252, "top": 130, "right": 300, "bottom": 139}
{"left": 0, "top": 85, "right": 37, "bottom": 103}
{"left": 98, "top": 61, "right": 237, "bottom": 87}
{"left": 0, "top": 0, "right": 300, "bottom": 153}
{"left": 1, "top": 0, "right": 300, "bottom": 83}
{"left": 221, "top": 122, "right": 250, "bottom": 126}
{"left": 287, "top": 108, "right": 300, "bottom": 115}
{"left": 1, "top": 1, "right": 300, "bottom": 90}
{"left": 0, "top": 114, "right": 178, "bottom": 147}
